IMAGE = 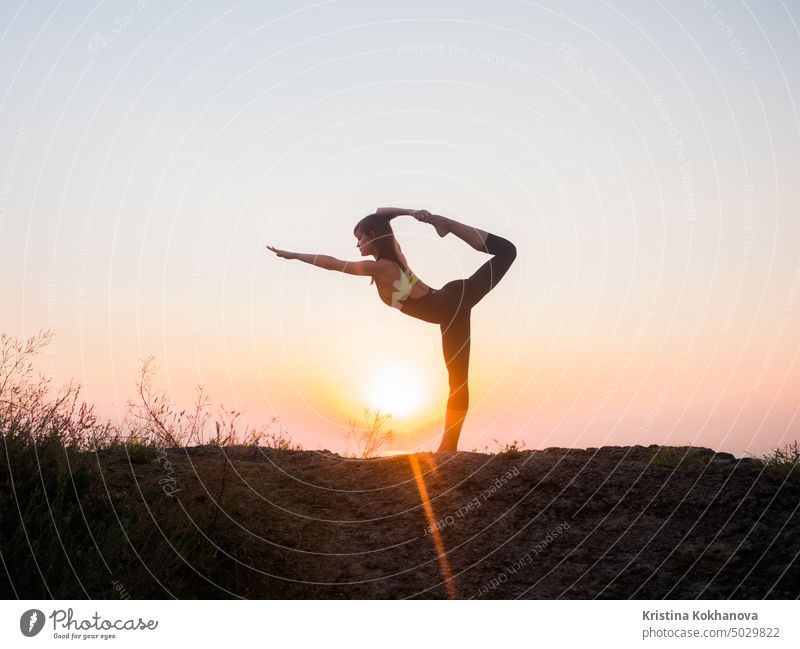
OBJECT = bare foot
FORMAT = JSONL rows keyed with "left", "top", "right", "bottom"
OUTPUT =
{"left": 431, "top": 215, "right": 450, "bottom": 238}
{"left": 413, "top": 210, "right": 450, "bottom": 237}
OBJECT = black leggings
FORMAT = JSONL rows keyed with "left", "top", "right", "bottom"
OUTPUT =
{"left": 399, "top": 232, "right": 517, "bottom": 410}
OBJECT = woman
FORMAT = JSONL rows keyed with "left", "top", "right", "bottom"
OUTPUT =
{"left": 266, "top": 207, "right": 516, "bottom": 452}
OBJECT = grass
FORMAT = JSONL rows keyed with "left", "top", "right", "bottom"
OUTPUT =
{"left": 125, "top": 434, "right": 150, "bottom": 464}
{"left": 649, "top": 443, "right": 800, "bottom": 477}
{"left": 5, "top": 328, "right": 796, "bottom": 598}
{"left": 0, "top": 329, "right": 300, "bottom": 598}
{"left": 466, "top": 439, "right": 528, "bottom": 456}
{"left": 750, "top": 440, "right": 800, "bottom": 478}
{"left": 650, "top": 446, "right": 711, "bottom": 468}
{"left": 494, "top": 438, "right": 527, "bottom": 458}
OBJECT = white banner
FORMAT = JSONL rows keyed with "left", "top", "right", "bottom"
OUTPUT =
{"left": 2, "top": 600, "right": 798, "bottom": 648}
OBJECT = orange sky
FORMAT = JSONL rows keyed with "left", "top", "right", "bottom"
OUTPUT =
{"left": 3, "top": 1, "right": 800, "bottom": 457}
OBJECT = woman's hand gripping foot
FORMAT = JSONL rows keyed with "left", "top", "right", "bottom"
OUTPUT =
{"left": 412, "top": 209, "right": 450, "bottom": 238}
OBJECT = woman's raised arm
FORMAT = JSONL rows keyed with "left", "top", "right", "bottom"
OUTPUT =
{"left": 375, "top": 207, "right": 421, "bottom": 219}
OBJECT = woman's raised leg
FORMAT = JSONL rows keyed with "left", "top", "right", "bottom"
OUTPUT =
{"left": 429, "top": 215, "right": 516, "bottom": 308}
{"left": 462, "top": 232, "right": 516, "bottom": 308}
{"left": 430, "top": 214, "right": 489, "bottom": 251}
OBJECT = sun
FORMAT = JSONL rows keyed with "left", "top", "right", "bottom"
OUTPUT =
{"left": 363, "top": 364, "right": 425, "bottom": 418}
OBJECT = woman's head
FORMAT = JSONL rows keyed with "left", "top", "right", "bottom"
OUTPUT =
{"left": 353, "top": 213, "right": 407, "bottom": 269}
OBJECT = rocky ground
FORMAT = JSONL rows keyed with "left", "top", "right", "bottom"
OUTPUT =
{"left": 97, "top": 444, "right": 799, "bottom": 599}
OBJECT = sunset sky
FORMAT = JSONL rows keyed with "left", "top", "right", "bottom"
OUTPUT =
{"left": 2, "top": 1, "right": 799, "bottom": 456}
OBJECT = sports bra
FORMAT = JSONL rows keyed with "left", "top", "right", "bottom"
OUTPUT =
{"left": 371, "top": 260, "right": 435, "bottom": 314}
{"left": 391, "top": 262, "right": 421, "bottom": 304}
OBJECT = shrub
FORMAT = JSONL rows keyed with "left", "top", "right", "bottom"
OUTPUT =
{"left": 752, "top": 440, "right": 800, "bottom": 478}
{"left": 0, "top": 329, "right": 297, "bottom": 598}
{"left": 495, "top": 438, "right": 527, "bottom": 458}
{"left": 344, "top": 407, "right": 394, "bottom": 458}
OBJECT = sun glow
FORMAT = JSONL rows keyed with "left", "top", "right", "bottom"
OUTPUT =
{"left": 363, "top": 364, "right": 425, "bottom": 418}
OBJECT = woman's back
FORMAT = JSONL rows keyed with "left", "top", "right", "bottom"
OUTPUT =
{"left": 373, "top": 260, "right": 432, "bottom": 307}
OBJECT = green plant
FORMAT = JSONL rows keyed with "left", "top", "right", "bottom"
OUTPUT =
{"left": 0, "top": 330, "right": 126, "bottom": 597}
{"left": 750, "top": 440, "right": 800, "bottom": 478}
{"left": 0, "top": 329, "right": 306, "bottom": 598}
{"left": 124, "top": 356, "right": 300, "bottom": 450}
{"left": 125, "top": 434, "right": 150, "bottom": 464}
{"left": 495, "top": 438, "right": 527, "bottom": 457}
{"left": 651, "top": 446, "right": 709, "bottom": 468}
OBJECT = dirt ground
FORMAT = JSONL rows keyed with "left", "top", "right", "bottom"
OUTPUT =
{"left": 98, "top": 444, "right": 800, "bottom": 599}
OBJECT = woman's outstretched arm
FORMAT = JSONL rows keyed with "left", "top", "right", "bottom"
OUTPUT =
{"left": 266, "top": 245, "right": 385, "bottom": 277}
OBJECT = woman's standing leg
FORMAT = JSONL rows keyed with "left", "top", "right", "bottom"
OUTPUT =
{"left": 429, "top": 216, "right": 516, "bottom": 452}
{"left": 438, "top": 308, "right": 471, "bottom": 452}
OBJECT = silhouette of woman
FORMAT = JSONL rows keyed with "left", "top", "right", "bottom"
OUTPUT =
{"left": 266, "top": 207, "right": 516, "bottom": 452}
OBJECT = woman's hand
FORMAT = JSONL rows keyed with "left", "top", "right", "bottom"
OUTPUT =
{"left": 266, "top": 245, "right": 295, "bottom": 260}
{"left": 412, "top": 210, "right": 449, "bottom": 237}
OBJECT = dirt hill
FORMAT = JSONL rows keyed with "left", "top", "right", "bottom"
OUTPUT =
{"left": 88, "top": 443, "right": 799, "bottom": 599}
